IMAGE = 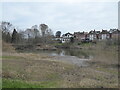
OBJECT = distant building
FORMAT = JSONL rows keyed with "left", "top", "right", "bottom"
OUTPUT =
{"left": 74, "top": 31, "right": 88, "bottom": 41}
{"left": 111, "top": 29, "right": 120, "bottom": 39}
{"left": 109, "top": 29, "right": 118, "bottom": 33}
{"left": 101, "top": 29, "right": 109, "bottom": 40}
{"left": 54, "top": 37, "right": 62, "bottom": 40}
{"left": 53, "top": 29, "right": 120, "bottom": 43}
{"left": 62, "top": 32, "right": 74, "bottom": 43}
{"left": 89, "top": 30, "right": 96, "bottom": 40}
{"left": 88, "top": 30, "right": 101, "bottom": 40}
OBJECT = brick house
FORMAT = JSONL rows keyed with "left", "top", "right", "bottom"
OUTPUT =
{"left": 111, "top": 29, "right": 120, "bottom": 39}
{"left": 74, "top": 31, "right": 88, "bottom": 41}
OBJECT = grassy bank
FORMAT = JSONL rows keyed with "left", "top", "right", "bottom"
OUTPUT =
{"left": 3, "top": 78, "right": 61, "bottom": 88}
{"left": 2, "top": 52, "right": 75, "bottom": 88}
{"left": 2, "top": 51, "right": 118, "bottom": 88}
{"left": 2, "top": 41, "right": 119, "bottom": 88}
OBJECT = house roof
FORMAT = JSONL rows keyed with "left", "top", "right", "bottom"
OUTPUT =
{"left": 64, "top": 32, "right": 73, "bottom": 36}
{"left": 96, "top": 31, "right": 100, "bottom": 34}
{"left": 89, "top": 30, "right": 100, "bottom": 34}
{"left": 101, "top": 30, "right": 109, "bottom": 34}
{"left": 112, "top": 29, "right": 120, "bottom": 34}
{"left": 74, "top": 32, "right": 87, "bottom": 35}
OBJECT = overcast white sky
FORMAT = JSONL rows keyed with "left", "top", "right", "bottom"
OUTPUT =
{"left": 1, "top": 0, "right": 119, "bottom": 34}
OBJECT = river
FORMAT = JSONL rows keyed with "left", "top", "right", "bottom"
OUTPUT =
{"left": 17, "top": 48, "right": 118, "bottom": 67}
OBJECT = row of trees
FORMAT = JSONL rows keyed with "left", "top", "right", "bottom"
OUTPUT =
{"left": 1, "top": 21, "right": 18, "bottom": 43}
{"left": 1, "top": 21, "right": 55, "bottom": 44}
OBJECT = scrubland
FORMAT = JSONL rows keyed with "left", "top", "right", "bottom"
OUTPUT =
{"left": 2, "top": 41, "right": 119, "bottom": 88}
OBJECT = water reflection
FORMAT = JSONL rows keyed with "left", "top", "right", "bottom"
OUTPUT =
{"left": 50, "top": 49, "right": 92, "bottom": 59}
{"left": 17, "top": 49, "right": 93, "bottom": 66}
{"left": 17, "top": 48, "right": 117, "bottom": 67}
{"left": 49, "top": 49, "right": 93, "bottom": 67}
{"left": 51, "top": 50, "right": 65, "bottom": 56}
{"left": 18, "top": 48, "right": 93, "bottom": 60}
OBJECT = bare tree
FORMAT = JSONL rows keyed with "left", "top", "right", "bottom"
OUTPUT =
{"left": 1, "top": 21, "right": 15, "bottom": 43}
{"left": 40, "top": 24, "right": 48, "bottom": 37}
{"left": 1, "top": 21, "right": 14, "bottom": 33}
{"left": 45, "top": 28, "right": 54, "bottom": 44}
{"left": 45, "top": 28, "right": 53, "bottom": 36}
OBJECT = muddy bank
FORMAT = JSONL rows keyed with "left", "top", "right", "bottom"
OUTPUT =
{"left": 2, "top": 42, "right": 118, "bottom": 88}
{"left": 12, "top": 44, "right": 84, "bottom": 52}
{"left": 51, "top": 55, "right": 90, "bottom": 67}
{"left": 55, "top": 44, "right": 83, "bottom": 49}
{"left": 12, "top": 44, "right": 57, "bottom": 51}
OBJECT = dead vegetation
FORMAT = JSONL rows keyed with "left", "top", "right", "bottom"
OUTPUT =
{"left": 2, "top": 41, "right": 15, "bottom": 53}
{"left": 2, "top": 41, "right": 119, "bottom": 88}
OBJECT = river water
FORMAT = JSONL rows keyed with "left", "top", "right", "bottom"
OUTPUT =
{"left": 18, "top": 48, "right": 117, "bottom": 67}
{"left": 35, "top": 49, "right": 94, "bottom": 67}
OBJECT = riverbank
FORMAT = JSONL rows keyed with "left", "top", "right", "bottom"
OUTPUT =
{"left": 2, "top": 41, "right": 118, "bottom": 88}
{"left": 2, "top": 50, "right": 118, "bottom": 88}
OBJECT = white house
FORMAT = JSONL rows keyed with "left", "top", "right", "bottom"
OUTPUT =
{"left": 89, "top": 30, "right": 96, "bottom": 40}
{"left": 62, "top": 32, "right": 74, "bottom": 43}
{"left": 89, "top": 30, "right": 101, "bottom": 41}
{"left": 101, "top": 30, "right": 109, "bottom": 40}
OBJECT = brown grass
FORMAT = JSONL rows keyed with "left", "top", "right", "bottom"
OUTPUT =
{"left": 2, "top": 41, "right": 119, "bottom": 88}
{"left": 2, "top": 41, "right": 15, "bottom": 53}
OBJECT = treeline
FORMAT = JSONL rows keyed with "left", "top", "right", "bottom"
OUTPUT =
{"left": 1, "top": 21, "right": 54, "bottom": 45}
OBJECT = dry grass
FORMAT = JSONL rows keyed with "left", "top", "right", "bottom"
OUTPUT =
{"left": 2, "top": 41, "right": 119, "bottom": 88}
{"left": 2, "top": 51, "right": 118, "bottom": 88}
{"left": 2, "top": 41, "right": 15, "bottom": 53}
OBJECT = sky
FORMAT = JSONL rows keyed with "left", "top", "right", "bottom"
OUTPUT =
{"left": 0, "top": 0, "right": 119, "bottom": 34}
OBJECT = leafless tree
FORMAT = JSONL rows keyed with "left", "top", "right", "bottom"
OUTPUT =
{"left": 39, "top": 24, "right": 48, "bottom": 37}
{"left": 1, "top": 21, "right": 15, "bottom": 43}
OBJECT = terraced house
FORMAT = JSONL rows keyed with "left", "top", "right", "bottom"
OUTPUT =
{"left": 101, "top": 29, "right": 110, "bottom": 40}
{"left": 109, "top": 29, "right": 120, "bottom": 39}
{"left": 74, "top": 31, "right": 88, "bottom": 41}
{"left": 89, "top": 30, "right": 101, "bottom": 41}
{"left": 54, "top": 29, "right": 119, "bottom": 43}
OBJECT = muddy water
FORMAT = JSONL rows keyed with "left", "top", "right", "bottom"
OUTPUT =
{"left": 18, "top": 48, "right": 118, "bottom": 67}
{"left": 35, "top": 49, "right": 94, "bottom": 67}
{"left": 18, "top": 49, "right": 93, "bottom": 66}
{"left": 52, "top": 55, "right": 90, "bottom": 67}
{"left": 37, "top": 48, "right": 118, "bottom": 67}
